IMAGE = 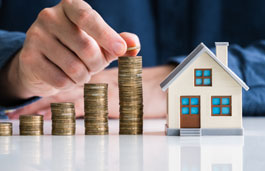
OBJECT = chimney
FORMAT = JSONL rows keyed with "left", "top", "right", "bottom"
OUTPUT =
{"left": 215, "top": 42, "right": 229, "bottom": 66}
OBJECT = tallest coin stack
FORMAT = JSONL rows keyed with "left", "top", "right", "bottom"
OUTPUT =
{"left": 118, "top": 56, "right": 144, "bottom": 135}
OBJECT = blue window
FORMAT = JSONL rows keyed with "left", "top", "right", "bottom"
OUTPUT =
{"left": 212, "top": 96, "right": 231, "bottom": 116}
{"left": 212, "top": 98, "right": 220, "bottom": 105}
{"left": 182, "top": 98, "right": 189, "bottom": 105}
{"left": 204, "top": 70, "right": 211, "bottom": 76}
{"left": 191, "top": 107, "right": 199, "bottom": 114}
{"left": 213, "top": 107, "right": 220, "bottom": 114}
{"left": 204, "top": 78, "right": 211, "bottom": 85}
{"left": 222, "top": 98, "right": 230, "bottom": 105}
{"left": 182, "top": 107, "right": 189, "bottom": 114}
{"left": 191, "top": 98, "right": 199, "bottom": 105}
{"left": 222, "top": 107, "right": 230, "bottom": 114}
{"left": 195, "top": 69, "right": 212, "bottom": 86}
{"left": 181, "top": 97, "right": 200, "bottom": 115}
{"left": 195, "top": 70, "right": 202, "bottom": 77}
{"left": 196, "top": 79, "right": 202, "bottom": 85}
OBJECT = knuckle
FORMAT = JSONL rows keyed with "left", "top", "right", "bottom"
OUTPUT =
{"left": 38, "top": 8, "right": 54, "bottom": 22}
{"left": 77, "top": 8, "right": 95, "bottom": 27}
{"left": 79, "top": 35, "right": 92, "bottom": 50}
{"left": 67, "top": 60, "right": 83, "bottom": 76}
{"left": 68, "top": 60, "right": 90, "bottom": 83}
{"left": 19, "top": 48, "right": 38, "bottom": 67}
{"left": 89, "top": 57, "right": 102, "bottom": 70}
{"left": 61, "top": 0, "right": 71, "bottom": 5}
{"left": 88, "top": 57, "right": 107, "bottom": 74}
{"left": 19, "top": 49, "right": 31, "bottom": 64}
{"left": 26, "top": 26, "right": 41, "bottom": 42}
{"left": 54, "top": 75, "right": 70, "bottom": 88}
{"left": 80, "top": 38, "right": 97, "bottom": 55}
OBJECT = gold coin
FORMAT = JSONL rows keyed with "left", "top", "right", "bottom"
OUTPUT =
{"left": 52, "top": 119, "right": 76, "bottom": 123}
{"left": 52, "top": 131, "right": 75, "bottom": 136}
{"left": 52, "top": 129, "right": 75, "bottom": 133}
{"left": 51, "top": 102, "right": 74, "bottom": 107}
{"left": 0, "top": 122, "right": 12, "bottom": 127}
{"left": 52, "top": 123, "right": 76, "bottom": 129}
{"left": 85, "top": 131, "right": 108, "bottom": 135}
{"left": 20, "top": 130, "right": 43, "bottom": 135}
{"left": 19, "top": 114, "right": 43, "bottom": 120}
{"left": 126, "top": 46, "right": 141, "bottom": 51}
{"left": 0, "top": 133, "right": 12, "bottom": 136}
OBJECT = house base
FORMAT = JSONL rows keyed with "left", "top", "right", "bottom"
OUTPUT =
{"left": 165, "top": 124, "right": 243, "bottom": 136}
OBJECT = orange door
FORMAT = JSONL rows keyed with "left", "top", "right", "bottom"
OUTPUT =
{"left": 180, "top": 96, "right": 200, "bottom": 128}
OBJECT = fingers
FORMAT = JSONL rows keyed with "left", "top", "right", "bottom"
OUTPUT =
{"left": 120, "top": 32, "right": 141, "bottom": 56}
{"left": 38, "top": 4, "right": 117, "bottom": 75}
{"left": 7, "top": 99, "right": 47, "bottom": 119}
{"left": 62, "top": 0, "right": 127, "bottom": 59}
{"left": 18, "top": 0, "right": 141, "bottom": 99}
{"left": 51, "top": 27, "right": 109, "bottom": 75}
{"left": 20, "top": 44, "right": 75, "bottom": 90}
{"left": 39, "top": 33, "right": 91, "bottom": 85}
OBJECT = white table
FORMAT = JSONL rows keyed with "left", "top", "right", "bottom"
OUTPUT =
{"left": 0, "top": 118, "right": 264, "bottom": 171}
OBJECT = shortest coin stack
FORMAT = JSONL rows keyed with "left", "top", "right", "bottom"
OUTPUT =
{"left": 0, "top": 122, "right": 12, "bottom": 136}
{"left": 19, "top": 114, "right": 43, "bottom": 136}
{"left": 84, "top": 83, "right": 109, "bottom": 135}
{"left": 51, "top": 103, "right": 76, "bottom": 135}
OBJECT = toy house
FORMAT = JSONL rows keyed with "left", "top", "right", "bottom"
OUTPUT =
{"left": 160, "top": 42, "right": 249, "bottom": 136}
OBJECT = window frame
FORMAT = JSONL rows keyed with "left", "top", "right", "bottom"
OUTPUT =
{"left": 194, "top": 69, "right": 212, "bottom": 87}
{"left": 211, "top": 96, "right": 232, "bottom": 116}
{"left": 180, "top": 96, "right": 200, "bottom": 115}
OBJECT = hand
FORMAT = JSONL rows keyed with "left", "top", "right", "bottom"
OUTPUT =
{"left": 2, "top": 0, "right": 140, "bottom": 100}
{"left": 7, "top": 65, "right": 175, "bottom": 119}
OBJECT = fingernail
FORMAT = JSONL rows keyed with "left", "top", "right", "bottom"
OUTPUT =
{"left": 113, "top": 42, "right": 125, "bottom": 56}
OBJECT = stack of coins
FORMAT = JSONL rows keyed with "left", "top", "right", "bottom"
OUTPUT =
{"left": 51, "top": 103, "right": 76, "bottom": 135}
{"left": 0, "top": 122, "right": 12, "bottom": 136}
{"left": 118, "top": 56, "right": 144, "bottom": 135}
{"left": 19, "top": 114, "right": 43, "bottom": 135}
{"left": 84, "top": 83, "right": 109, "bottom": 135}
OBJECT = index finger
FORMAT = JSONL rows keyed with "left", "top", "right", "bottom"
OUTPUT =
{"left": 62, "top": 0, "right": 127, "bottom": 58}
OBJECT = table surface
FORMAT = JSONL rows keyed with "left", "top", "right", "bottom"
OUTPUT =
{"left": 0, "top": 117, "right": 264, "bottom": 171}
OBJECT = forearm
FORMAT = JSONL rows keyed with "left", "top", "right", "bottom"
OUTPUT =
{"left": 0, "top": 30, "right": 25, "bottom": 104}
{"left": 0, "top": 30, "right": 39, "bottom": 110}
{"left": 0, "top": 50, "right": 29, "bottom": 101}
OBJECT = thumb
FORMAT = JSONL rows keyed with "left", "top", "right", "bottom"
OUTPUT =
{"left": 120, "top": 32, "right": 141, "bottom": 56}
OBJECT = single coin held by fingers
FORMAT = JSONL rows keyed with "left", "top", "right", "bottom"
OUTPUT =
{"left": 127, "top": 46, "right": 141, "bottom": 51}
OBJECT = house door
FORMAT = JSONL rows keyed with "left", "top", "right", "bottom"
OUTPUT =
{"left": 180, "top": 96, "right": 200, "bottom": 128}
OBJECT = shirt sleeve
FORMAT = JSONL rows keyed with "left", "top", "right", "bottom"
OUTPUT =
{"left": 0, "top": 30, "right": 40, "bottom": 116}
{"left": 167, "top": 40, "right": 265, "bottom": 116}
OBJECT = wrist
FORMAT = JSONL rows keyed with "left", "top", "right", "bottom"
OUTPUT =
{"left": 5, "top": 51, "right": 34, "bottom": 99}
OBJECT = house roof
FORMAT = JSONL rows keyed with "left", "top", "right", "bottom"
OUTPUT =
{"left": 160, "top": 43, "right": 249, "bottom": 91}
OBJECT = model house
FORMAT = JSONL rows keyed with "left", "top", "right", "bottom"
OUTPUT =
{"left": 160, "top": 42, "right": 249, "bottom": 136}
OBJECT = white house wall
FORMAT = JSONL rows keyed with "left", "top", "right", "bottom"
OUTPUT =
{"left": 167, "top": 51, "right": 242, "bottom": 129}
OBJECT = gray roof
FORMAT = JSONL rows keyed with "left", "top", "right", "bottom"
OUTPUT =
{"left": 160, "top": 43, "right": 249, "bottom": 91}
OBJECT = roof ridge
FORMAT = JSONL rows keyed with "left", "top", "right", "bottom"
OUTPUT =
{"left": 160, "top": 43, "right": 249, "bottom": 91}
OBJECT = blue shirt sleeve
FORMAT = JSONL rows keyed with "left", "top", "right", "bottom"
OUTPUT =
{"left": 168, "top": 40, "right": 265, "bottom": 116}
{"left": 0, "top": 30, "right": 25, "bottom": 68}
{"left": 228, "top": 41, "right": 265, "bottom": 116}
{"left": 0, "top": 30, "right": 40, "bottom": 117}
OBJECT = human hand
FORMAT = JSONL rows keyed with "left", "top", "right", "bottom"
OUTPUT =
{"left": 3, "top": 0, "right": 140, "bottom": 100}
{"left": 7, "top": 65, "right": 174, "bottom": 119}
{"left": 7, "top": 68, "right": 118, "bottom": 120}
